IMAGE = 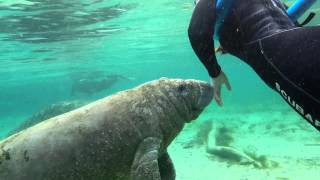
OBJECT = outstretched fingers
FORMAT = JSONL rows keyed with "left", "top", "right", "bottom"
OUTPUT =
{"left": 225, "top": 77, "right": 232, "bottom": 91}
{"left": 214, "top": 84, "right": 222, "bottom": 106}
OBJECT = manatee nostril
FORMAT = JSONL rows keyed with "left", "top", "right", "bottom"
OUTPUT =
{"left": 191, "top": 107, "right": 199, "bottom": 111}
{"left": 177, "top": 84, "right": 186, "bottom": 93}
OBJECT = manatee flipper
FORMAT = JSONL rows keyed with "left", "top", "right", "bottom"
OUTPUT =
{"left": 158, "top": 151, "right": 176, "bottom": 180}
{"left": 130, "top": 137, "right": 162, "bottom": 180}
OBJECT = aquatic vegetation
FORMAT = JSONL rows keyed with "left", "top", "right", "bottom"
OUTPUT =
{"left": 244, "top": 150, "right": 279, "bottom": 169}
{"left": 259, "top": 155, "right": 278, "bottom": 169}
{"left": 214, "top": 125, "right": 234, "bottom": 146}
{"left": 265, "top": 123, "right": 272, "bottom": 130}
{"left": 276, "top": 177, "right": 291, "bottom": 180}
{"left": 183, "top": 119, "right": 213, "bottom": 148}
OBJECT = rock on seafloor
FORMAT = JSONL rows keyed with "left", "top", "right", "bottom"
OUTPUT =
{"left": 0, "top": 78, "right": 213, "bottom": 180}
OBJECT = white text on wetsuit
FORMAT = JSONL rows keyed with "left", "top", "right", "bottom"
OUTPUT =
{"left": 275, "top": 82, "right": 320, "bottom": 128}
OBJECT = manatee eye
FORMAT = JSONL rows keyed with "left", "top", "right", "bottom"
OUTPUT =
{"left": 177, "top": 84, "right": 186, "bottom": 93}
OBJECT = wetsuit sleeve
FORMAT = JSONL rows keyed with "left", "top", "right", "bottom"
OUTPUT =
{"left": 188, "top": 0, "right": 221, "bottom": 78}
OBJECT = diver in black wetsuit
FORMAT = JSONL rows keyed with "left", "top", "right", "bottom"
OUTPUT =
{"left": 188, "top": 0, "right": 320, "bottom": 131}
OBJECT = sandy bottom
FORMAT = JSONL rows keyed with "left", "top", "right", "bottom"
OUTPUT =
{"left": 169, "top": 104, "right": 320, "bottom": 180}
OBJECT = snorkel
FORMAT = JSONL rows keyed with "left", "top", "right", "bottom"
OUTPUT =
{"left": 193, "top": 0, "right": 316, "bottom": 22}
{"left": 193, "top": 0, "right": 236, "bottom": 39}
{"left": 287, "top": 0, "right": 317, "bottom": 21}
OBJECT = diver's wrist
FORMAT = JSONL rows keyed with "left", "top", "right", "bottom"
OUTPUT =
{"left": 209, "top": 65, "right": 221, "bottom": 78}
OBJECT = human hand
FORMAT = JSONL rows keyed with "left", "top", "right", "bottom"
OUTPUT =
{"left": 211, "top": 71, "right": 231, "bottom": 106}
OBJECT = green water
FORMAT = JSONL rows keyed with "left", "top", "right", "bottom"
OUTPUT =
{"left": 0, "top": 0, "right": 319, "bottom": 179}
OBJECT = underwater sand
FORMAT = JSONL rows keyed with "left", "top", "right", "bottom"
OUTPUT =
{"left": 170, "top": 104, "right": 320, "bottom": 180}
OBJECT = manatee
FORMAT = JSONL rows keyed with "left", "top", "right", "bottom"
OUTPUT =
{"left": 71, "top": 74, "right": 130, "bottom": 95}
{"left": 0, "top": 78, "right": 213, "bottom": 180}
{"left": 7, "top": 100, "right": 86, "bottom": 137}
{"left": 206, "top": 124, "right": 263, "bottom": 168}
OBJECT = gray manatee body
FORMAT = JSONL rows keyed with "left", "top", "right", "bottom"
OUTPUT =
{"left": 0, "top": 78, "right": 213, "bottom": 180}
{"left": 71, "top": 74, "right": 129, "bottom": 95}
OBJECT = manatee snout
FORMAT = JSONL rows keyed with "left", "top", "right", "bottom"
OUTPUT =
{"left": 158, "top": 78, "right": 213, "bottom": 121}
{"left": 175, "top": 79, "right": 213, "bottom": 121}
{"left": 195, "top": 81, "right": 214, "bottom": 110}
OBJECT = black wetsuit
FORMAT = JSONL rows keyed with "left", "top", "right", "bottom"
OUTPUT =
{"left": 188, "top": 0, "right": 320, "bottom": 131}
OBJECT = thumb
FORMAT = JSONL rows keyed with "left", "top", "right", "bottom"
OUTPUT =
{"left": 213, "top": 86, "right": 222, "bottom": 106}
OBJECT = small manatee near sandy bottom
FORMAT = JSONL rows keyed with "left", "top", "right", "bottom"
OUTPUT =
{"left": 0, "top": 77, "right": 213, "bottom": 180}
{"left": 206, "top": 124, "right": 279, "bottom": 169}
